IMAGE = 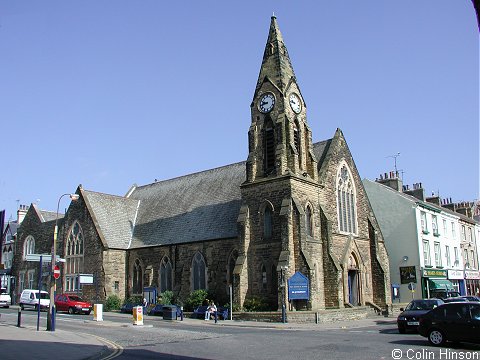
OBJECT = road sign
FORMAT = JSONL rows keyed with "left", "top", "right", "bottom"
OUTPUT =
{"left": 53, "top": 265, "right": 60, "bottom": 279}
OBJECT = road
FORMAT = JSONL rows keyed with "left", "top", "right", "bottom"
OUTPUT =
{"left": 1, "top": 307, "right": 480, "bottom": 360}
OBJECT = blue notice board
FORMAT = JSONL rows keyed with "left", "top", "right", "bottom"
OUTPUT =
{"left": 288, "top": 272, "right": 310, "bottom": 300}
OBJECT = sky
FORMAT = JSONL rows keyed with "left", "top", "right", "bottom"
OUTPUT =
{"left": 0, "top": 1, "right": 478, "bottom": 222}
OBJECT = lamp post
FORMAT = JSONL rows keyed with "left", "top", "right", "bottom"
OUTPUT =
{"left": 280, "top": 265, "right": 288, "bottom": 324}
{"left": 47, "top": 193, "right": 79, "bottom": 331}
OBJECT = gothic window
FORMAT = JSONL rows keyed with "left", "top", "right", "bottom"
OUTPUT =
{"left": 227, "top": 250, "right": 238, "bottom": 287}
{"left": 263, "top": 118, "right": 275, "bottom": 174}
{"left": 261, "top": 264, "right": 267, "bottom": 291}
{"left": 23, "top": 235, "right": 35, "bottom": 260}
{"left": 336, "top": 164, "right": 357, "bottom": 234}
{"left": 133, "top": 259, "right": 143, "bottom": 294}
{"left": 293, "top": 120, "right": 300, "bottom": 153}
{"left": 306, "top": 205, "right": 313, "bottom": 237}
{"left": 192, "top": 252, "right": 206, "bottom": 290}
{"left": 159, "top": 256, "right": 173, "bottom": 293}
{"left": 271, "top": 264, "right": 277, "bottom": 294}
{"left": 65, "top": 221, "right": 84, "bottom": 292}
{"left": 264, "top": 206, "right": 273, "bottom": 239}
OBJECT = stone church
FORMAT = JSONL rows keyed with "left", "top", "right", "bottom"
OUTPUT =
{"left": 13, "top": 17, "right": 391, "bottom": 312}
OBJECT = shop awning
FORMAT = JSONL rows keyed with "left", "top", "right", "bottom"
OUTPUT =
{"left": 428, "top": 279, "right": 454, "bottom": 290}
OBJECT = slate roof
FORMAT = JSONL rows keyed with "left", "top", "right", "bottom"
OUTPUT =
{"left": 39, "top": 210, "right": 61, "bottom": 223}
{"left": 312, "top": 139, "right": 332, "bottom": 169}
{"left": 127, "top": 161, "right": 246, "bottom": 248}
{"left": 82, "top": 190, "right": 140, "bottom": 249}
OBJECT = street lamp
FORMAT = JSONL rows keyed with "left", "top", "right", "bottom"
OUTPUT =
{"left": 47, "top": 193, "right": 79, "bottom": 331}
{"left": 280, "top": 265, "right": 288, "bottom": 323}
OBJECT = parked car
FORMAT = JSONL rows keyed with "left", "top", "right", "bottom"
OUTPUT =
{"left": 0, "top": 288, "right": 11, "bottom": 308}
{"left": 19, "top": 289, "right": 50, "bottom": 311}
{"left": 55, "top": 294, "right": 92, "bottom": 315}
{"left": 192, "top": 305, "right": 229, "bottom": 320}
{"left": 397, "top": 298, "right": 444, "bottom": 334}
{"left": 418, "top": 302, "right": 480, "bottom": 346}
{"left": 148, "top": 304, "right": 183, "bottom": 318}
{"left": 120, "top": 302, "right": 144, "bottom": 314}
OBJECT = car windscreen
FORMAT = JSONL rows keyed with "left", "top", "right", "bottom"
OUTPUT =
{"left": 405, "top": 300, "right": 438, "bottom": 310}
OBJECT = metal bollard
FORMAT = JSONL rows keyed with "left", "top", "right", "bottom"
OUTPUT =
{"left": 180, "top": 307, "right": 184, "bottom": 321}
{"left": 17, "top": 307, "right": 22, "bottom": 327}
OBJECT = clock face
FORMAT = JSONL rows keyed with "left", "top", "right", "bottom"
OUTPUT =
{"left": 289, "top": 93, "right": 302, "bottom": 113}
{"left": 259, "top": 93, "right": 275, "bottom": 113}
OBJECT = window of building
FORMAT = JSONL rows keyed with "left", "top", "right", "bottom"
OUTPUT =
{"left": 27, "top": 270, "right": 35, "bottom": 289}
{"left": 470, "top": 250, "right": 476, "bottom": 269}
{"left": 227, "top": 250, "right": 238, "bottom": 289}
{"left": 462, "top": 225, "right": 466, "bottom": 241}
{"left": 114, "top": 281, "right": 119, "bottom": 292}
{"left": 452, "top": 222, "right": 456, "bottom": 239}
{"left": 293, "top": 121, "right": 300, "bottom": 153}
{"left": 19, "top": 272, "right": 25, "bottom": 292}
{"left": 65, "top": 221, "right": 84, "bottom": 292}
{"left": 454, "top": 247, "right": 459, "bottom": 266}
{"left": 133, "top": 259, "right": 143, "bottom": 294}
{"left": 261, "top": 265, "right": 267, "bottom": 290}
{"left": 23, "top": 235, "right": 35, "bottom": 260}
{"left": 160, "top": 256, "right": 173, "bottom": 293}
{"left": 468, "top": 227, "right": 473, "bottom": 243}
{"left": 264, "top": 206, "right": 273, "bottom": 239}
{"left": 336, "top": 164, "right": 357, "bottom": 234}
{"left": 263, "top": 118, "right": 275, "bottom": 174}
{"left": 423, "top": 240, "right": 431, "bottom": 266}
{"left": 434, "top": 242, "right": 442, "bottom": 267}
{"left": 445, "top": 245, "right": 451, "bottom": 267}
{"left": 192, "top": 252, "right": 206, "bottom": 290}
{"left": 271, "top": 264, "right": 277, "bottom": 294}
{"left": 305, "top": 205, "right": 313, "bottom": 237}
{"left": 432, "top": 216, "right": 439, "bottom": 236}
{"left": 464, "top": 249, "right": 469, "bottom": 268}
{"left": 420, "top": 212, "right": 428, "bottom": 234}
{"left": 443, "top": 219, "right": 447, "bottom": 236}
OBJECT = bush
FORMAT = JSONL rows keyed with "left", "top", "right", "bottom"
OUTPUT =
{"left": 124, "top": 295, "right": 143, "bottom": 305}
{"left": 159, "top": 291, "right": 174, "bottom": 305}
{"left": 184, "top": 289, "right": 208, "bottom": 311}
{"left": 243, "top": 295, "right": 270, "bottom": 312}
{"left": 104, "top": 294, "right": 122, "bottom": 312}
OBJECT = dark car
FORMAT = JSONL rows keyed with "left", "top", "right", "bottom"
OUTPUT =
{"left": 397, "top": 299, "right": 444, "bottom": 333}
{"left": 443, "top": 296, "right": 473, "bottom": 303}
{"left": 192, "top": 305, "right": 229, "bottom": 320}
{"left": 418, "top": 302, "right": 480, "bottom": 346}
{"left": 148, "top": 304, "right": 183, "bottom": 318}
{"left": 55, "top": 294, "right": 92, "bottom": 315}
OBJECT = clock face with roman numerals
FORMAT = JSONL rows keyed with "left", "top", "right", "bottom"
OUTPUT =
{"left": 258, "top": 93, "right": 275, "bottom": 113}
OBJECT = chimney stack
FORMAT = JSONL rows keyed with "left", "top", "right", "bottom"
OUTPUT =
{"left": 17, "top": 204, "right": 29, "bottom": 224}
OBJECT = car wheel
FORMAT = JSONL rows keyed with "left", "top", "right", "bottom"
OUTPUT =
{"left": 68, "top": 307, "right": 75, "bottom": 315}
{"left": 428, "top": 329, "right": 446, "bottom": 346}
{"left": 20, "top": 304, "right": 24, "bottom": 310}
{"left": 34, "top": 304, "right": 38, "bottom": 311}
{"left": 398, "top": 326, "right": 406, "bottom": 334}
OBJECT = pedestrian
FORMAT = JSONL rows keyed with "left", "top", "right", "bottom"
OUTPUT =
{"left": 204, "top": 301, "right": 217, "bottom": 321}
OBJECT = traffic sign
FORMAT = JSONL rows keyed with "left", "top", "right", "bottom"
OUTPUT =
{"left": 53, "top": 265, "right": 60, "bottom": 279}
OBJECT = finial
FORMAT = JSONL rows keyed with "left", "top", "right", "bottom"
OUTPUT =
{"left": 272, "top": 12, "right": 276, "bottom": 19}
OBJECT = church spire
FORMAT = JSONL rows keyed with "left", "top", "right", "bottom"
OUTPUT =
{"left": 254, "top": 16, "right": 296, "bottom": 96}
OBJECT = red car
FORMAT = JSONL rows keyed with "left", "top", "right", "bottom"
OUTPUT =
{"left": 55, "top": 294, "right": 92, "bottom": 315}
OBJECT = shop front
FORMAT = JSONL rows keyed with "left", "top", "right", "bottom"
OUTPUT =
{"left": 447, "top": 269, "right": 464, "bottom": 295}
{"left": 421, "top": 268, "right": 454, "bottom": 299}
{"left": 464, "top": 270, "right": 480, "bottom": 296}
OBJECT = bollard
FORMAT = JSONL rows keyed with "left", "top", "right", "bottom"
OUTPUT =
{"left": 214, "top": 311, "right": 218, "bottom": 324}
{"left": 17, "top": 307, "right": 22, "bottom": 327}
{"left": 180, "top": 306, "right": 184, "bottom": 321}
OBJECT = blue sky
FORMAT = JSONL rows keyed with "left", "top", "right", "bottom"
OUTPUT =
{"left": 0, "top": 1, "right": 478, "bottom": 221}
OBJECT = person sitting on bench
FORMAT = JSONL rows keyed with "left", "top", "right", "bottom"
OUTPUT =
{"left": 204, "top": 301, "right": 217, "bottom": 321}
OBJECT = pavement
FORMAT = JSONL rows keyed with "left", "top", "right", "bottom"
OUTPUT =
{"left": 0, "top": 307, "right": 396, "bottom": 360}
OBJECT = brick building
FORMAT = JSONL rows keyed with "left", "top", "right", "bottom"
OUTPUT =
{"left": 13, "top": 17, "right": 391, "bottom": 313}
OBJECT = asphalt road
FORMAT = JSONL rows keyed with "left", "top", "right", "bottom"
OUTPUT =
{"left": 2, "top": 307, "right": 480, "bottom": 360}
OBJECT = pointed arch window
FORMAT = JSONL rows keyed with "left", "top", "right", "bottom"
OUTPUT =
{"left": 227, "top": 250, "right": 238, "bottom": 287}
{"left": 293, "top": 121, "right": 300, "bottom": 153}
{"left": 160, "top": 257, "right": 173, "bottom": 293}
{"left": 337, "top": 164, "right": 357, "bottom": 234}
{"left": 306, "top": 205, "right": 313, "bottom": 237}
{"left": 261, "top": 264, "right": 267, "bottom": 291}
{"left": 264, "top": 206, "right": 273, "bottom": 239}
{"left": 133, "top": 259, "right": 143, "bottom": 294}
{"left": 23, "top": 235, "right": 35, "bottom": 260}
{"left": 192, "top": 252, "right": 206, "bottom": 290}
{"left": 263, "top": 118, "right": 275, "bottom": 174}
{"left": 271, "top": 264, "right": 277, "bottom": 294}
{"left": 65, "top": 221, "right": 84, "bottom": 292}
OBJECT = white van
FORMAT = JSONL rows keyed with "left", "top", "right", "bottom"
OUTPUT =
{"left": 19, "top": 289, "right": 50, "bottom": 310}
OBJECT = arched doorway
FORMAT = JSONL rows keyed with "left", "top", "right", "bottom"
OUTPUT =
{"left": 347, "top": 254, "right": 361, "bottom": 306}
